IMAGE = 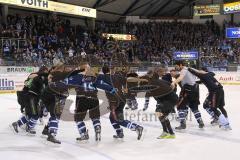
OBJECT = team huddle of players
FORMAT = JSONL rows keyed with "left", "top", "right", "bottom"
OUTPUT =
{"left": 10, "top": 60, "right": 231, "bottom": 144}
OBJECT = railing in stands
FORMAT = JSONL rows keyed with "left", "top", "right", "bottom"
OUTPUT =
{"left": 0, "top": 37, "right": 27, "bottom": 50}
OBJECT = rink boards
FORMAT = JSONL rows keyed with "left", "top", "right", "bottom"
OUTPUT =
{"left": 0, "top": 68, "right": 240, "bottom": 94}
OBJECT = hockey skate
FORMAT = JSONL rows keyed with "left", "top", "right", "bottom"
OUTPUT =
{"left": 11, "top": 122, "right": 19, "bottom": 133}
{"left": 157, "top": 133, "right": 176, "bottom": 139}
{"left": 165, "top": 134, "right": 176, "bottom": 139}
{"left": 218, "top": 114, "right": 232, "bottom": 130}
{"left": 26, "top": 125, "right": 36, "bottom": 135}
{"left": 42, "top": 125, "right": 49, "bottom": 136}
{"left": 136, "top": 126, "right": 144, "bottom": 140}
{"left": 113, "top": 129, "right": 124, "bottom": 139}
{"left": 211, "top": 119, "right": 219, "bottom": 125}
{"left": 210, "top": 117, "right": 219, "bottom": 126}
{"left": 219, "top": 124, "right": 232, "bottom": 130}
{"left": 95, "top": 126, "right": 101, "bottom": 141}
{"left": 198, "top": 120, "right": 205, "bottom": 129}
{"left": 47, "top": 133, "right": 61, "bottom": 144}
{"left": 175, "top": 122, "right": 186, "bottom": 130}
{"left": 157, "top": 132, "right": 168, "bottom": 139}
{"left": 76, "top": 131, "right": 89, "bottom": 141}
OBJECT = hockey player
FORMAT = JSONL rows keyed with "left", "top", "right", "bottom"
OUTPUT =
{"left": 38, "top": 100, "right": 48, "bottom": 125}
{"left": 155, "top": 90, "right": 178, "bottom": 139}
{"left": 64, "top": 63, "right": 117, "bottom": 141}
{"left": 141, "top": 68, "right": 178, "bottom": 139}
{"left": 125, "top": 70, "right": 139, "bottom": 110}
{"left": 188, "top": 67, "right": 231, "bottom": 130}
{"left": 41, "top": 83, "right": 68, "bottom": 144}
{"left": 100, "top": 65, "right": 144, "bottom": 140}
{"left": 11, "top": 67, "right": 49, "bottom": 134}
{"left": 16, "top": 66, "right": 48, "bottom": 114}
{"left": 171, "top": 61, "right": 204, "bottom": 130}
{"left": 41, "top": 64, "right": 87, "bottom": 144}
{"left": 143, "top": 68, "right": 177, "bottom": 112}
{"left": 142, "top": 70, "right": 156, "bottom": 111}
{"left": 40, "top": 65, "right": 75, "bottom": 144}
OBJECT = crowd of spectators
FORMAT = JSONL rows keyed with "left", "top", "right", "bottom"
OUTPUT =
{"left": 0, "top": 13, "right": 240, "bottom": 69}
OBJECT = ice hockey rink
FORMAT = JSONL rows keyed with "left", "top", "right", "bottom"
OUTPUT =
{"left": 0, "top": 85, "right": 239, "bottom": 160}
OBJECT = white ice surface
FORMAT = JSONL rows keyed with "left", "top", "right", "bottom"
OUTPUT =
{"left": 0, "top": 85, "right": 240, "bottom": 160}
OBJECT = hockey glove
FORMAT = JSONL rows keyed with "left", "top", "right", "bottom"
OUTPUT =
{"left": 110, "top": 88, "right": 118, "bottom": 94}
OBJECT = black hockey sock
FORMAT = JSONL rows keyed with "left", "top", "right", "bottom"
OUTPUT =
{"left": 165, "top": 119, "right": 174, "bottom": 135}
{"left": 159, "top": 116, "right": 168, "bottom": 133}
{"left": 160, "top": 121, "right": 168, "bottom": 133}
{"left": 219, "top": 107, "right": 228, "bottom": 118}
{"left": 212, "top": 108, "right": 221, "bottom": 117}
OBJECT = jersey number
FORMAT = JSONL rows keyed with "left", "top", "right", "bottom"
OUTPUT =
{"left": 83, "top": 82, "right": 95, "bottom": 91}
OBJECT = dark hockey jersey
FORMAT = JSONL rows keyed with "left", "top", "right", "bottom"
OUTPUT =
{"left": 28, "top": 73, "right": 48, "bottom": 96}
{"left": 162, "top": 73, "right": 172, "bottom": 83}
{"left": 65, "top": 73, "right": 114, "bottom": 97}
{"left": 188, "top": 68, "right": 222, "bottom": 92}
{"left": 98, "top": 73, "right": 126, "bottom": 102}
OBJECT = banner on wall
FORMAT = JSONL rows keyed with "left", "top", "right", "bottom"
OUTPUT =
{"left": 0, "top": 0, "right": 96, "bottom": 18}
{"left": 0, "top": 74, "right": 29, "bottom": 93}
{"left": 173, "top": 51, "right": 199, "bottom": 60}
{"left": 0, "top": 66, "right": 39, "bottom": 74}
{"left": 214, "top": 72, "right": 240, "bottom": 85}
{"left": 102, "top": 33, "right": 137, "bottom": 41}
{"left": 194, "top": 4, "right": 220, "bottom": 16}
{"left": 223, "top": 1, "right": 240, "bottom": 14}
{"left": 226, "top": 28, "right": 240, "bottom": 39}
